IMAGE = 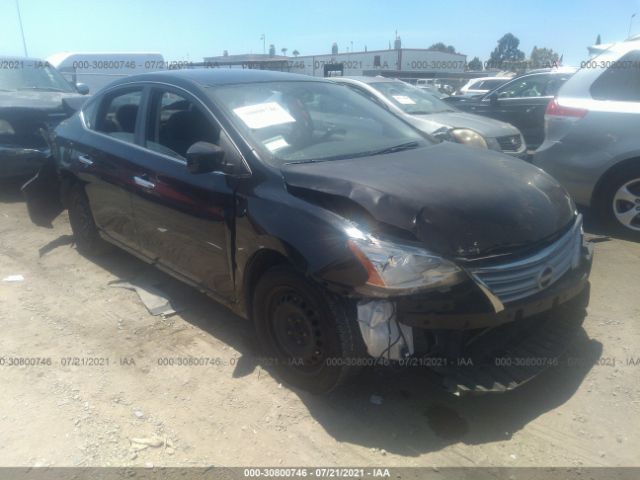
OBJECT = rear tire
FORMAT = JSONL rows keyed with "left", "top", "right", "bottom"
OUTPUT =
{"left": 68, "top": 183, "right": 112, "bottom": 256}
{"left": 595, "top": 165, "right": 640, "bottom": 240}
{"left": 252, "top": 265, "right": 365, "bottom": 394}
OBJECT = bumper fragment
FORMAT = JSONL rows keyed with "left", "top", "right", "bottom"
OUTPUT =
{"left": 0, "top": 145, "right": 49, "bottom": 178}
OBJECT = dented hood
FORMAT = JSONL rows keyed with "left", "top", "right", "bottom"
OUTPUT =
{"left": 281, "top": 142, "right": 575, "bottom": 258}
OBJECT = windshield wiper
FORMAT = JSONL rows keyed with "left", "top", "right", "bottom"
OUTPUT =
{"left": 368, "top": 141, "right": 420, "bottom": 156}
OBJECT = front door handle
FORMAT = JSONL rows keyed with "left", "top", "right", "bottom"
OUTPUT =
{"left": 78, "top": 154, "right": 94, "bottom": 166}
{"left": 133, "top": 176, "right": 156, "bottom": 190}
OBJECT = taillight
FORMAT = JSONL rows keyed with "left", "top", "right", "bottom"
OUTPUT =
{"left": 545, "top": 98, "right": 588, "bottom": 118}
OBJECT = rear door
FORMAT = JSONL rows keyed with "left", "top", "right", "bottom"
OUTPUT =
{"left": 73, "top": 87, "right": 146, "bottom": 251}
{"left": 129, "top": 86, "right": 237, "bottom": 300}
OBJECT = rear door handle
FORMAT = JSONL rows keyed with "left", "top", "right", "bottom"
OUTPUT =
{"left": 133, "top": 176, "right": 156, "bottom": 190}
{"left": 78, "top": 154, "right": 94, "bottom": 166}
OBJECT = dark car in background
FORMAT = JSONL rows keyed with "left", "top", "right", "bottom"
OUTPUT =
{"left": 445, "top": 68, "right": 576, "bottom": 149}
{"left": 0, "top": 56, "right": 89, "bottom": 179}
{"left": 24, "top": 69, "right": 592, "bottom": 394}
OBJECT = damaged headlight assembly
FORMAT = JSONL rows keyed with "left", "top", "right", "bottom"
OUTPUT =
{"left": 345, "top": 226, "right": 465, "bottom": 297}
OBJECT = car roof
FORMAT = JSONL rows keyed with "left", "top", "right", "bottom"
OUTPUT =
{"left": 107, "top": 68, "right": 322, "bottom": 88}
{"left": 332, "top": 76, "right": 398, "bottom": 85}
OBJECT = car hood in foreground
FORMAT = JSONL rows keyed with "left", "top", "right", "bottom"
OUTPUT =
{"left": 0, "top": 90, "right": 87, "bottom": 113}
{"left": 408, "top": 111, "right": 520, "bottom": 138}
{"left": 282, "top": 142, "right": 574, "bottom": 259}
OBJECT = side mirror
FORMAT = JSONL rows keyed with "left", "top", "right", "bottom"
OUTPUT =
{"left": 186, "top": 141, "right": 227, "bottom": 174}
{"left": 76, "top": 83, "right": 90, "bottom": 95}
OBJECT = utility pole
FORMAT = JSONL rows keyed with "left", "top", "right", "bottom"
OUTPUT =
{"left": 16, "top": 0, "right": 29, "bottom": 57}
{"left": 260, "top": 34, "right": 266, "bottom": 54}
{"left": 629, "top": 13, "right": 636, "bottom": 38}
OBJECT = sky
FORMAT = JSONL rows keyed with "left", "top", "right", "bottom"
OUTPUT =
{"left": 1, "top": 0, "right": 639, "bottom": 66}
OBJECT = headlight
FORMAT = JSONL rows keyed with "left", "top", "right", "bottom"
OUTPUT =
{"left": 450, "top": 128, "right": 487, "bottom": 149}
{"left": 0, "top": 119, "right": 15, "bottom": 135}
{"left": 346, "top": 227, "right": 464, "bottom": 296}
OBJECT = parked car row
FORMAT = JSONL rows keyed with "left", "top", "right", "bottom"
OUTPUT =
{"left": 22, "top": 67, "right": 593, "bottom": 395}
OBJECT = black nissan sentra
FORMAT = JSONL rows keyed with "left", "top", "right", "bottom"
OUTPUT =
{"left": 24, "top": 69, "right": 593, "bottom": 394}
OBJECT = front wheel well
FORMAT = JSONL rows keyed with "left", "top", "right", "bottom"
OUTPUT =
{"left": 591, "top": 156, "right": 640, "bottom": 207}
{"left": 243, "top": 249, "right": 291, "bottom": 318}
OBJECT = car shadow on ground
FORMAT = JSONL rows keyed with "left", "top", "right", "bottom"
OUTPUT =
{"left": 40, "top": 238, "right": 603, "bottom": 458}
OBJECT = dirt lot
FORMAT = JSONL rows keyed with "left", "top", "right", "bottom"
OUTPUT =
{"left": 0, "top": 178, "right": 639, "bottom": 468}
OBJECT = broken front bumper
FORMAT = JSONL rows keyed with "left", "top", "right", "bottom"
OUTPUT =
{"left": 355, "top": 234, "right": 593, "bottom": 394}
{"left": 0, "top": 145, "right": 50, "bottom": 178}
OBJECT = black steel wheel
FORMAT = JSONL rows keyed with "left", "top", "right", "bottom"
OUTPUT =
{"left": 252, "top": 265, "right": 365, "bottom": 393}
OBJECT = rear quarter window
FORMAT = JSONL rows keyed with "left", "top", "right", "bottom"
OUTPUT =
{"left": 590, "top": 51, "right": 640, "bottom": 102}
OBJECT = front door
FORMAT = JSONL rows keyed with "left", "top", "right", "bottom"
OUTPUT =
{"left": 129, "top": 87, "right": 237, "bottom": 300}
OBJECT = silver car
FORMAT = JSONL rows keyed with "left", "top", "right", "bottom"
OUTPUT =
{"left": 533, "top": 40, "right": 640, "bottom": 238}
{"left": 332, "top": 76, "right": 527, "bottom": 158}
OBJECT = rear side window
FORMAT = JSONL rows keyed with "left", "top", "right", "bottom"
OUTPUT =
{"left": 94, "top": 88, "right": 143, "bottom": 144}
{"left": 590, "top": 51, "right": 640, "bottom": 102}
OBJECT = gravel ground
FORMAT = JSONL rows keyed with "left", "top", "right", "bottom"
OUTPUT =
{"left": 0, "top": 179, "right": 639, "bottom": 468}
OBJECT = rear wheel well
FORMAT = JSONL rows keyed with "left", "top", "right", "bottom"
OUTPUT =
{"left": 243, "top": 249, "right": 290, "bottom": 318}
{"left": 592, "top": 156, "right": 640, "bottom": 207}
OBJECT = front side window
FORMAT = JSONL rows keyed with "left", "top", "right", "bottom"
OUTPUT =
{"left": 369, "top": 81, "right": 454, "bottom": 115}
{"left": 95, "top": 89, "right": 143, "bottom": 144}
{"left": 145, "top": 90, "right": 219, "bottom": 159}
{"left": 590, "top": 51, "right": 640, "bottom": 102}
{"left": 208, "top": 81, "right": 430, "bottom": 165}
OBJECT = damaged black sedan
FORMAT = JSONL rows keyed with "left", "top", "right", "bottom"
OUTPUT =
{"left": 24, "top": 69, "right": 593, "bottom": 394}
{"left": 1, "top": 57, "right": 88, "bottom": 178}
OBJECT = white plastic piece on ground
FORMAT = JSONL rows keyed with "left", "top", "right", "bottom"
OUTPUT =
{"left": 356, "top": 300, "right": 414, "bottom": 360}
{"left": 2, "top": 274, "right": 24, "bottom": 282}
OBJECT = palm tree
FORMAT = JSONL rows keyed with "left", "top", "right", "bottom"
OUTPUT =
{"left": 281, "top": 47, "right": 288, "bottom": 56}
{"left": 292, "top": 49, "right": 300, "bottom": 57}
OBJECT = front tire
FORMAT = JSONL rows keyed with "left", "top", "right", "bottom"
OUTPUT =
{"left": 596, "top": 165, "right": 640, "bottom": 239}
{"left": 68, "top": 183, "right": 112, "bottom": 256}
{"left": 252, "top": 265, "right": 365, "bottom": 394}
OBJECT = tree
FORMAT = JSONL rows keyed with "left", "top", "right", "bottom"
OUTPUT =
{"left": 488, "top": 33, "right": 525, "bottom": 70}
{"left": 467, "top": 57, "right": 483, "bottom": 71}
{"left": 595, "top": 34, "right": 602, "bottom": 45}
{"left": 530, "top": 46, "right": 559, "bottom": 69}
{"left": 292, "top": 49, "right": 300, "bottom": 57}
{"left": 269, "top": 44, "right": 276, "bottom": 56}
{"left": 281, "top": 47, "right": 288, "bottom": 56}
{"left": 331, "top": 42, "right": 338, "bottom": 55}
{"left": 429, "top": 42, "right": 457, "bottom": 54}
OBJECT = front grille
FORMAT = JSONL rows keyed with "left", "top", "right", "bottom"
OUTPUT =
{"left": 497, "top": 134, "right": 523, "bottom": 152}
{"left": 469, "top": 215, "right": 583, "bottom": 304}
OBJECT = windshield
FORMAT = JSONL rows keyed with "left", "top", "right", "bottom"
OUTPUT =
{"left": 208, "top": 81, "right": 431, "bottom": 165}
{"left": 0, "top": 61, "right": 75, "bottom": 92}
{"left": 369, "top": 81, "right": 454, "bottom": 115}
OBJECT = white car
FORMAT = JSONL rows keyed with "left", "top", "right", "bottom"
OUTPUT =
{"left": 457, "top": 76, "right": 510, "bottom": 96}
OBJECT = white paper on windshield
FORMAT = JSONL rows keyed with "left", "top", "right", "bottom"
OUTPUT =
{"left": 233, "top": 102, "right": 295, "bottom": 129}
{"left": 392, "top": 95, "right": 416, "bottom": 105}
{"left": 265, "top": 136, "right": 289, "bottom": 152}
